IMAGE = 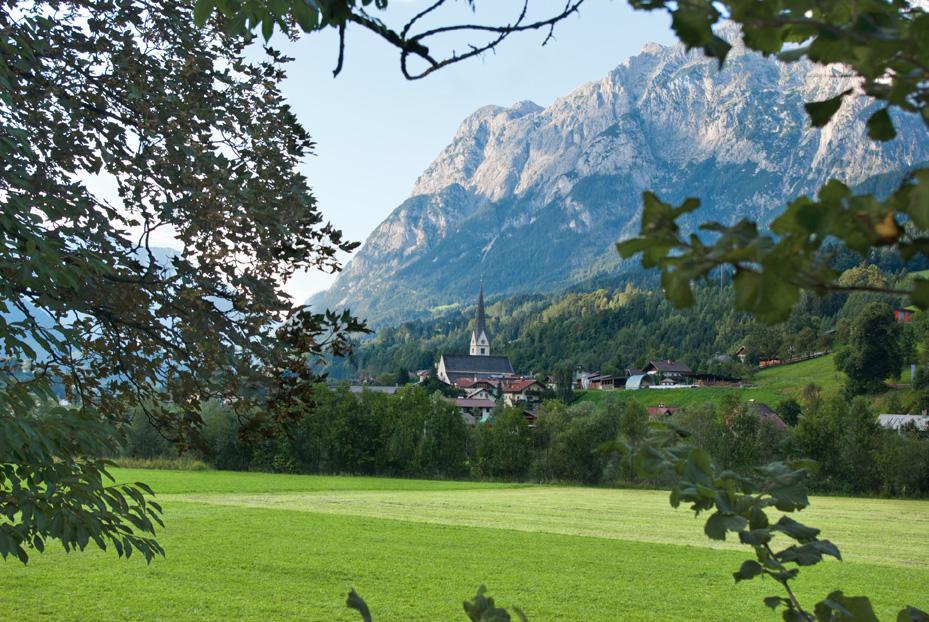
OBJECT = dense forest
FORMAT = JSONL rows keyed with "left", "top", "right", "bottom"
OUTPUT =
{"left": 338, "top": 251, "right": 924, "bottom": 382}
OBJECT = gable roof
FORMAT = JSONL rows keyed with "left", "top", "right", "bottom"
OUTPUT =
{"left": 646, "top": 360, "right": 693, "bottom": 374}
{"left": 455, "top": 398, "right": 496, "bottom": 409}
{"left": 502, "top": 378, "right": 544, "bottom": 393}
{"left": 441, "top": 354, "right": 514, "bottom": 374}
{"left": 748, "top": 401, "right": 787, "bottom": 431}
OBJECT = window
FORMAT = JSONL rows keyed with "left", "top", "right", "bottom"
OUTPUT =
{"left": 480, "top": 348, "right": 485, "bottom": 354}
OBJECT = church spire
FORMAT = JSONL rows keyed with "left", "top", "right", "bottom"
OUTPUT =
{"left": 470, "top": 278, "right": 490, "bottom": 356}
{"left": 475, "top": 277, "right": 486, "bottom": 337}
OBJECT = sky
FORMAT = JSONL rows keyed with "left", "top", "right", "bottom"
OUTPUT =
{"left": 255, "top": 1, "right": 675, "bottom": 301}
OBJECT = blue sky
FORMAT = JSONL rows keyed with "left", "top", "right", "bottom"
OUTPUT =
{"left": 265, "top": 1, "right": 675, "bottom": 300}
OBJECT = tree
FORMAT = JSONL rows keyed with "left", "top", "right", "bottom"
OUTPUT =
{"left": 420, "top": 393, "right": 469, "bottom": 477}
{"left": 776, "top": 399, "right": 802, "bottom": 428}
{"left": 553, "top": 364, "right": 574, "bottom": 405}
{"left": 835, "top": 302, "right": 902, "bottom": 395}
{"left": 1, "top": 0, "right": 365, "bottom": 563}
{"left": 476, "top": 407, "right": 532, "bottom": 480}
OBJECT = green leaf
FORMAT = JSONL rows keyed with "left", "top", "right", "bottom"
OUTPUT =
{"left": 898, "top": 606, "right": 929, "bottom": 622}
{"left": 765, "top": 596, "right": 786, "bottom": 610}
{"left": 704, "top": 512, "right": 747, "bottom": 541}
{"left": 346, "top": 589, "right": 372, "bottom": 622}
{"left": 739, "top": 528, "right": 772, "bottom": 546}
{"left": 193, "top": 0, "right": 215, "bottom": 26}
{"left": 814, "top": 591, "right": 878, "bottom": 622}
{"left": 733, "top": 559, "right": 764, "bottom": 582}
{"left": 805, "top": 89, "right": 852, "bottom": 127}
{"left": 867, "top": 108, "right": 897, "bottom": 141}
{"left": 772, "top": 516, "right": 820, "bottom": 542}
{"left": 261, "top": 16, "right": 275, "bottom": 41}
{"left": 777, "top": 540, "right": 842, "bottom": 566}
{"left": 292, "top": 0, "right": 319, "bottom": 31}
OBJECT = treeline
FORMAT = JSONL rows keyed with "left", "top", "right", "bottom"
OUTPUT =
{"left": 341, "top": 262, "right": 919, "bottom": 381}
{"left": 124, "top": 383, "right": 929, "bottom": 497}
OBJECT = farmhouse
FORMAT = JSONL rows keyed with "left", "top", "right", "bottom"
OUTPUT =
{"left": 436, "top": 281, "right": 516, "bottom": 385}
{"left": 643, "top": 360, "right": 695, "bottom": 385}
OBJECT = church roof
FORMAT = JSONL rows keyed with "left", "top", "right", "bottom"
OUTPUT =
{"left": 441, "top": 354, "right": 514, "bottom": 374}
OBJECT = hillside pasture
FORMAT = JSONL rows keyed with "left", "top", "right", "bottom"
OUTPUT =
{"left": 1, "top": 468, "right": 926, "bottom": 621}
{"left": 580, "top": 354, "right": 844, "bottom": 408}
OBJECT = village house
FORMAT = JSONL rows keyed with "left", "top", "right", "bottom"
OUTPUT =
{"left": 454, "top": 397, "right": 496, "bottom": 425}
{"left": 501, "top": 378, "right": 546, "bottom": 408}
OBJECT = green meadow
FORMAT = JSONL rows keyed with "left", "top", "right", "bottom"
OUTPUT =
{"left": 2, "top": 468, "right": 927, "bottom": 621}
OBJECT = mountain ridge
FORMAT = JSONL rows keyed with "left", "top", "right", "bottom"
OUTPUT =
{"left": 309, "top": 26, "right": 929, "bottom": 326}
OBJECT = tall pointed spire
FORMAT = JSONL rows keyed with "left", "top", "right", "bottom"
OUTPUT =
{"left": 475, "top": 277, "right": 486, "bottom": 337}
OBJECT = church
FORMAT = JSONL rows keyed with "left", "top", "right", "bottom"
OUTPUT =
{"left": 436, "top": 282, "right": 515, "bottom": 385}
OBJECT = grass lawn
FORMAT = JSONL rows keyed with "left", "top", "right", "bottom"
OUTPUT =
{"left": 1, "top": 468, "right": 927, "bottom": 621}
{"left": 579, "top": 354, "right": 844, "bottom": 408}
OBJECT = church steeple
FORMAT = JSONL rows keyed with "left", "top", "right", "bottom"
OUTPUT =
{"left": 470, "top": 278, "right": 490, "bottom": 356}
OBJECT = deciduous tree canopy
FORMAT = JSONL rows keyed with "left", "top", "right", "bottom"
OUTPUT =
{"left": 1, "top": 0, "right": 365, "bottom": 562}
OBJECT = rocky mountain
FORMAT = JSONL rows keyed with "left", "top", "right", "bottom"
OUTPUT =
{"left": 309, "top": 23, "right": 929, "bottom": 327}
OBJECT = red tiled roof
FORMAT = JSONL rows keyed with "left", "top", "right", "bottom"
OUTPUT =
{"left": 502, "top": 378, "right": 543, "bottom": 393}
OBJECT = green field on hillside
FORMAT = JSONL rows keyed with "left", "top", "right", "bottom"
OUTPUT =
{"left": 580, "top": 354, "right": 844, "bottom": 408}
{"left": 1, "top": 468, "right": 926, "bottom": 621}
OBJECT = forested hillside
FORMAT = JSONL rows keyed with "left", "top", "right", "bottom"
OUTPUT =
{"left": 341, "top": 255, "right": 922, "bottom": 381}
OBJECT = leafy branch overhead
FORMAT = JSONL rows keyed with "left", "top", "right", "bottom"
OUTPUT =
{"left": 192, "top": 0, "right": 586, "bottom": 79}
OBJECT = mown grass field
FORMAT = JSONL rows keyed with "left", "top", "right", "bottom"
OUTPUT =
{"left": 580, "top": 354, "right": 844, "bottom": 408}
{"left": 2, "top": 468, "right": 927, "bottom": 621}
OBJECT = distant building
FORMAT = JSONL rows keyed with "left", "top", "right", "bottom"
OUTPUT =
{"left": 734, "top": 345, "right": 748, "bottom": 364}
{"left": 436, "top": 281, "right": 515, "bottom": 385}
{"left": 624, "top": 374, "right": 653, "bottom": 390}
{"left": 501, "top": 378, "right": 545, "bottom": 408}
{"left": 746, "top": 400, "right": 788, "bottom": 431}
{"left": 878, "top": 413, "right": 929, "bottom": 433}
{"left": 454, "top": 398, "right": 496, "bottom": 424}
{"left": 894, "top": 306, "right": 917, "bottom": 323}
{"left": 643, "top": 360, "right": 695, "bottom": 385}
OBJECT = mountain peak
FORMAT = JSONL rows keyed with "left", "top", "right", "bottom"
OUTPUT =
{"left": 310, "top": 35, "right": 929, "bottom": 327}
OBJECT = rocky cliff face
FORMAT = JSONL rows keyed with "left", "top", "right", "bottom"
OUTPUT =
{"left": 309, "top": 24, "right": 929, "bottom": 326}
